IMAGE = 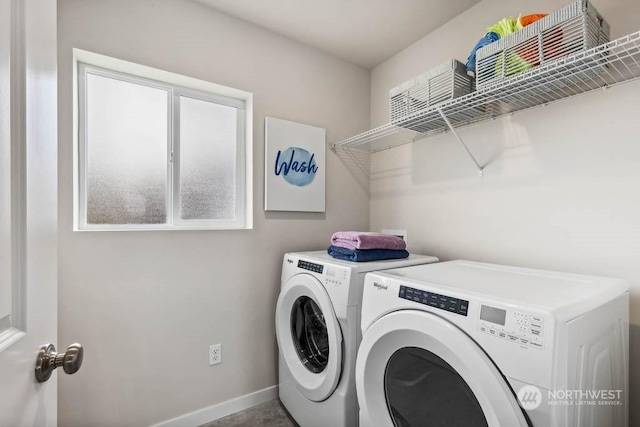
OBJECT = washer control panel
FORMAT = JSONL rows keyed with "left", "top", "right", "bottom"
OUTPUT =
{"left": 297, "top": 260, "right": 324, "bottom": 274}
{"left": 294, "top": 258, "right": 348, "bottom": 288}
{"left": 324, "top": 265, "right": 349, "bottom": 287}
{"left": 399, "top": 285, "right": 469, "bottom": 316}
{"left": 477, "top": 304, "right": 545, "bottom": 350}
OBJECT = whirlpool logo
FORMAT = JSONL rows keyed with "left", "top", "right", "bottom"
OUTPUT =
{"left": 373, "top": 282, "right": 388, "bottom": 291}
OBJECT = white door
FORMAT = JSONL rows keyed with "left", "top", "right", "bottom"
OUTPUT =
{"left": 0, "top": 0, "right": 60, "bottom": 425}
{"left": 355, "top": 310, "right": 530, "bottom": 427}
{"left": 275, "top": 274, "right": 343, "bottom": 402}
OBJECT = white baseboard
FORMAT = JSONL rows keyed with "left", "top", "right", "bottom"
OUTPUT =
{"left": 152, "top": 385, "right": 279, "bottom": 427}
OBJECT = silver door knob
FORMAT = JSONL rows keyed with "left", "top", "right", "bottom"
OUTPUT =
{"left": 35, "top": 343, "right": 84, "bottom": 383}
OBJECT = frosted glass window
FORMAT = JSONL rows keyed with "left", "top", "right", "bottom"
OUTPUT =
{"left": 85, "top": 74, "right": 168, "bottom": 224}
{"left": 76, "top": 58, "right": 250, "bottom": 231}
{"left": 179, "top": 97, "right": 237, "bottom": 220}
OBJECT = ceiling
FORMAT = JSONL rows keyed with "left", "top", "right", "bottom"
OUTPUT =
{"left": 194, "top": 0, "right": 480, "bottom": 69}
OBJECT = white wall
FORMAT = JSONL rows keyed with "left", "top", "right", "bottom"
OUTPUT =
{"left": 57, "top": 1, "right": 370, "bottom": 425}
{"left": 370, "top": 0, "right": 640, "bottom": 423}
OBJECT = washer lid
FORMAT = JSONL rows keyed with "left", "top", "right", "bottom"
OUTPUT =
{"left": 356, "top": 310, "right": 529, "bottom": 427}
{"left": 276, "top": 274, "right": 342, "bottom": 402}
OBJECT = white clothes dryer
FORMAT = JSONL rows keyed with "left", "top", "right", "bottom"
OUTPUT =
{"left": 356, "top": 260, "right": 629, "bottom": 427}
{"left": 276, "top": 251, "right": 439, "bottom": 427}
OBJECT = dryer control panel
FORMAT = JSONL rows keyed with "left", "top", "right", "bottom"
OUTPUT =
{"left": 398, "top": 285, "right": 469, "bottom": 316}
{"left": 477, "top": 305, "right": 545, "bottom": 350}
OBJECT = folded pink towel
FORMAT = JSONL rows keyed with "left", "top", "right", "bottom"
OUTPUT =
{"left": 331, "top": 231, "right": 407, "bottom": 251}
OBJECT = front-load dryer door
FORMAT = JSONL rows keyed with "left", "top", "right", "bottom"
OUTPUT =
{"left": 356, "top": 310, "right": 529, "bottom": 427}
{"left": 276, "top": 274, "right": 343, "bottom": 402}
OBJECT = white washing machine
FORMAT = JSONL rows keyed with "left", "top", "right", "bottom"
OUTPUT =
{"left": 356, "top": 260, "right": 629, "bottom": 427}
{"left": 276, "top": 251, "right": 439, "bottom": 427}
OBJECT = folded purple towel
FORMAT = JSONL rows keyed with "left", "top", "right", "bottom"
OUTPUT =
{"left": 331, "top": 231, "right": 406, "bottom": 251}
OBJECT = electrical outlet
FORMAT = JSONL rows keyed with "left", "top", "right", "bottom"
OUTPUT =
{"left": 209, "top": 343, "right": 222, "bottom": 366}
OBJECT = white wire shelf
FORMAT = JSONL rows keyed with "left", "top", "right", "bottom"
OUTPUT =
{"left": 332, "top": 31, "right": 640, "bottom": 156}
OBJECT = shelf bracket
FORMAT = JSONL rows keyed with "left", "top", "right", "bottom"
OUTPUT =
{"left": 436, "top": 107, "right": 484, "bottom": 177}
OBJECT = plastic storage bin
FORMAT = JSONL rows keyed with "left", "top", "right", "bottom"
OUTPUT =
{"left": 475, "top": 0, "right": 610, "bottom": 89}
{"left": 389, "top": 60, "right": 473, "bottom": 122}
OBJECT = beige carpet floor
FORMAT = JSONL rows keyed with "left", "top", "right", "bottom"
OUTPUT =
{"left": 199, "top": 399, "right": 298, "bottom": 427}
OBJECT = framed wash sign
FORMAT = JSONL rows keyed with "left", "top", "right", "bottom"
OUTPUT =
{"left": 264, "top": 117, "right": 326, "bottom": 212}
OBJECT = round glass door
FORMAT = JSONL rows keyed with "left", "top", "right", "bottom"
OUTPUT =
{"left": 385, "top": 347, "right": 488, "bottom": 427}
{"left": 355, "top": 310, "right": 529, "bottom": 427}
{"left": 291, "top": 296, "right": 329, "bottom": 373}
{"left": 276, "top": 273, "right": 342, "bottom": 402}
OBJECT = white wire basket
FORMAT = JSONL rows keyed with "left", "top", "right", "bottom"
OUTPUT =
{"left": 389, "top": 60, "right": 473, "bottom": 126}
{"left": 476, "top": 0, "right": 610, "bottom": 90}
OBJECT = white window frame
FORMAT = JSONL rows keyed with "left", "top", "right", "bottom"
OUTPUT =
{"left": 73, "top": 49, "right": 253, "bottom": 231}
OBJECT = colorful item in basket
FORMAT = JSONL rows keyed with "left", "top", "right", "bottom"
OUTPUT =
{"left": 465, "top": 32, "right": 501, "bottom": 76}
{"left": 522, "top": 14, "right": 565, "bottom": 62}
{"left": 517, "top": 13, "right": 548, "bottom": 30}
{"left": 327, "top": 245, "right": 410, "bottom": 263}
{"left": 514, "top": 14, "right": 550, "bottom": 67}
{"left": 466, "top": 14, "right": 550, "bottom": 77}
{"left": 495, "top": 13, "right": 550, "bottom": 77}
{"left": 487, "top": 17, "right": 519, "bottom": 38}
{"left": 466, "top": 17, "right": 518, "bottom": 76}
{"left": 330, "top": 231, "right": 407, "bottom": 251}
